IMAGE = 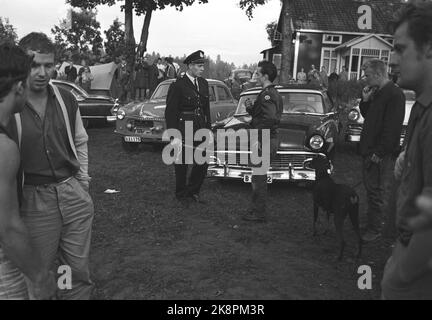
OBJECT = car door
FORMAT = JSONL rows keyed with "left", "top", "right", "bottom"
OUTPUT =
{"left": 214, "top": 85, "right": 237, "bottom": 122}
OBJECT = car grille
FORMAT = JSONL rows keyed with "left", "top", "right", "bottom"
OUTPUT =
{"left": 128, "top": 119, "right": 154, "bottom": 133}
{"left": 217, "top": 153, "right": 318, "bottom": 169}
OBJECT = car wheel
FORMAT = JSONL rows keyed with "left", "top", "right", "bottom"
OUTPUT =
{"left": 122, "top": 140, "right": 139, "bottom": 152}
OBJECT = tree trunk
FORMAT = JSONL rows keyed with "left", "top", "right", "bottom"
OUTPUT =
{"left": 138, "top": 9, "right": 153, "bottom": 58}
{"left": 124, "top": 0, "right": 136, "bottom": 73}
{"left": 279, "top": 0, "right": 293, "bottom": 84}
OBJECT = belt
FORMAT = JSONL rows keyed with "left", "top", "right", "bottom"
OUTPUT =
{"left": 24, "top": 176, "right": 73, "bottom": 187}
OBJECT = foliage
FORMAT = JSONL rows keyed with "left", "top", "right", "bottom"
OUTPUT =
{"left": 51, "top": 8, "right": 103, "bottom": 62}
{"left": 104, "top": 18, "right": 126, "bottom": 59}
{"left": 0, "top": 17, "right": 18, "bottom": 44}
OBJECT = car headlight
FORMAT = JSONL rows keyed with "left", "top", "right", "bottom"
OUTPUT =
{"left": 309, "top": 135, "right": 324, "bottom": 150}
{"left": 348, "top": 109, "right": 360, "bottom": 121}
{"left": 117, "top": 109, "right": 126, "bottom": 120}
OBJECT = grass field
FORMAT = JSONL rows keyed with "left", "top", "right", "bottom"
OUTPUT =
{"left": 88, "top": 126, "right": 394, "bottom": 300}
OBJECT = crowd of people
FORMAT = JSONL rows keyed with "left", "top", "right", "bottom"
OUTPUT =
{"left": 0, "top": 1, "right": 431, "bottom": 300}
{"left": 296, "top": 65, "right": 349, "bottom": 88}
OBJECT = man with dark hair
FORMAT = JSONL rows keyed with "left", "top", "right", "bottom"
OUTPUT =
{"left": 17, "top": 32, "right": 94, "bottom": 300}
{"left": 243, "top": 60, "right": 283, "bottom": 223}
{"left": 165, "top": 50, "right": 211, "bottom": 205}
{"left": 0, "top": 43, "right": 55, "bottom": 300}
{"left": 381, "top": 2, "right": 432, "bottom": 300}
{"left": 359, "top": 58, "right": 405, "bottom": 242}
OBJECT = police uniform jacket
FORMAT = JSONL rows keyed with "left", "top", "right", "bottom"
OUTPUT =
{"left": 165, "top": 75, "right": 211, "bottom": 132}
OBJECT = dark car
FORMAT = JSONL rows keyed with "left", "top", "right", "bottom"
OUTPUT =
{"left": 51, "top": 80, "right": 120, "bottom": 128}
{"left": 115, "top": 78, "right": 238, "bottom": 152}
{"left": 207, "top": 84, "right": 340, "bottom": 184}
{"left": 345, "top": 90, "right": 415, "bottom": 146}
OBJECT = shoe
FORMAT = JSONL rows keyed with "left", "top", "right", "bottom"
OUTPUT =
{"left": 242, "top": 211, "right": 267, "bottom": 223}
{"left": 190, "top": 194, "right": 207, "bottom": 205}
{"left": 362, "top": 230, "right": 381, "bottom": 242}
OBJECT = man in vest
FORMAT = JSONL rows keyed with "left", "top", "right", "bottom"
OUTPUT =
{"left": 17, "top": 32, "right": 94, "bottom": 300}
{"left": 0, "top": 43, "right": 56, "bottom": 300}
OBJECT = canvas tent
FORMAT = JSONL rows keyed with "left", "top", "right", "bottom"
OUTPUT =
{"left": 59, "top": 62, "right": 120, "bottom": 98}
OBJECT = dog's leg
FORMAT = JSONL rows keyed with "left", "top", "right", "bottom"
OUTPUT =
{"left": 313, "top": 203, "right": 319, "bottom": 236}
{"left": 349, "top": 203, "right": 363, "bottom": 259}
{"left": 334, "top": 211, "right": 346, "bottom": 261}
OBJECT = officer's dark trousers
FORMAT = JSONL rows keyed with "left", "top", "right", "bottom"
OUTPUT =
{"left": 175, "top": 141, "right": 209, "bottom": 199}
{"left": 250, "top": 137, "right": 279, "bottom": 218}
{"left": 362, "top": 155, "right": 395, "bottom": 233}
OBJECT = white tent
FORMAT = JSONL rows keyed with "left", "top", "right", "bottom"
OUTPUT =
{"left": 59, "top": 62, "right": 120, "bottom": 97}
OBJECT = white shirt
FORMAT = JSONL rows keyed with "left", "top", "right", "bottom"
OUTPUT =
{"left": 186, "top": 72, "right": 199, "bottom": 91}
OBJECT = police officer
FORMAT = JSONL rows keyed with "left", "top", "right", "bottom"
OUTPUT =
{"left": 165, "top": 50, "right": 211, "bottom": 205}
{"left": 243, "top": 60, "right": 283, "bottom": 222}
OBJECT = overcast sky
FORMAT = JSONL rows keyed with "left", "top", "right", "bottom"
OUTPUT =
{"left": 0, "top": 0, "right": 281, "bottom": 66}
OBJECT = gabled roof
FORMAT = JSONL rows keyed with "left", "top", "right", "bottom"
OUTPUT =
{"left": 334, "top": 34, "right": 394, "bottom": 51}
{"left": 281, "top": 0, "right": 406, "bottom": 34}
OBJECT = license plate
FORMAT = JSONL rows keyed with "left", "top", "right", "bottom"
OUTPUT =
{"left": 243, "top": 175, "right": 273, "bottom": 184}
{"left": 124, "top": 136, "right": 141, "bottom": 143}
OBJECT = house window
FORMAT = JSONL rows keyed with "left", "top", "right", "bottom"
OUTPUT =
{"left": 272, "top": 54, "right": 282, "bottom": 70}
{"left": 321, "top": 48, "right": 338, "bottom": 74}
{"left": 274, "top": 31, "right": 282, "bottom": 42}
{"left": 322, "top": 34, "right": 342, "bottom": 45}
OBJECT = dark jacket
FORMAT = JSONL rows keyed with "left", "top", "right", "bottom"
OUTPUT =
{"left": 148, "top": 64, "right": 160, "bottom": 92}
{"left": 359, "top": 81, "right": 405, "bottom": 158}
{"left": 165, "top": 75, "right": 211, "bottom": 131}
{"left": 65, "top": 65, "right": 78, "bottom": 82}
{"left": 247, "top": 84, "right": 283, "bottom": 136}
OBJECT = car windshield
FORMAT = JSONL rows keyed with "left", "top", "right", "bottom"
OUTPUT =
{"left": 236, "top": 92, "right": 325, "bottom": 115}
{"left": 234, "top": 71, "right": 252, "bottom": 79}
{"left": 56, "top": 83, "right": 88, "bottom": 99}
{"left": 151, "top": 83, "right": 170, "bottom": 100}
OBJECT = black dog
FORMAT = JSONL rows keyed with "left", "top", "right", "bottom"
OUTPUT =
{"left": 311, "top": 157, "right": 362, "bottom": 261}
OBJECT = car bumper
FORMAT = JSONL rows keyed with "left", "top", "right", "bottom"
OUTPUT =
{"left": 107, "top": 116, "right": 117, "bottom": 122}
{"left": 207, "top": 151, "right": 329, "bottom": 182}
{"left": 207, "top": 166, "right": 317, "bottom": 182}
{"left": 345, "top": 134, "right": 361, "bottom": 142}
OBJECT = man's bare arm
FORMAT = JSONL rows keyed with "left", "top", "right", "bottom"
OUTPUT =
{"left": 0, "top": 137, "right": 46, "bottom": 283}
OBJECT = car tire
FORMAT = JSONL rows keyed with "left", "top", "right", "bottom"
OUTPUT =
{"left": 122, "top": 140, "right": 139, "bottom": 152}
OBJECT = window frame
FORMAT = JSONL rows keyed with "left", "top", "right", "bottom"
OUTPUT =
{"left": 322, "top": 34, "right": 342, "bottom": 45}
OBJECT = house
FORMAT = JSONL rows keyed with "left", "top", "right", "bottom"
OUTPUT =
{"left": 262, "top": 0, "right": 407, "bottom": 80}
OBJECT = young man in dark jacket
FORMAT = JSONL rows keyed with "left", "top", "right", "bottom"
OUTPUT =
{"left": 359, "top": 59, "right": 405, "bottom": 242}
{"left": 243, "top": 61, "right": 283, "bottom": 223}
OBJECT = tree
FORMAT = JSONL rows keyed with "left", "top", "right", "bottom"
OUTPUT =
{"left": 104, "top": 18, "right": 126, "bottom": 59}
{"left": 52, "top": 8, "right": 103, "bottom": 62}
{"left": 69, "top": 0, "right": 209, "bottom": 73}
{"left": 240, "top": 0, "right": 293, "bottom": 84}
{"left": 0, "top": 17, "right": 18, "bottom": 44}
{"left": 265, "top": 21, "right": 278, "bottom": 47}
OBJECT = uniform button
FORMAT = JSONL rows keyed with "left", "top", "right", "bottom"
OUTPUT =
{"left": 46, "top": 149, "right": 50, "bottom": 155}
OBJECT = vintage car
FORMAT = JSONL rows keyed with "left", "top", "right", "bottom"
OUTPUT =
{"left": 345, "top": 90, "right": 415, "bottom": 146}
{"left": 51, "top": 80, "right": 120, "bottom": 128}
{"left": 207, "top": 84, "right": 340, "bottom": 183}
{"left": 115, "top": 78, "right": 238, "bottom": 151}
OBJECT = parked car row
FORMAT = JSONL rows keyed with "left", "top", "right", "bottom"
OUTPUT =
{"left": 114, "top": 79, "right": 238, "bottom": 151}
{"left": 67, "top": 74, "right": 413, "bottom": 185}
